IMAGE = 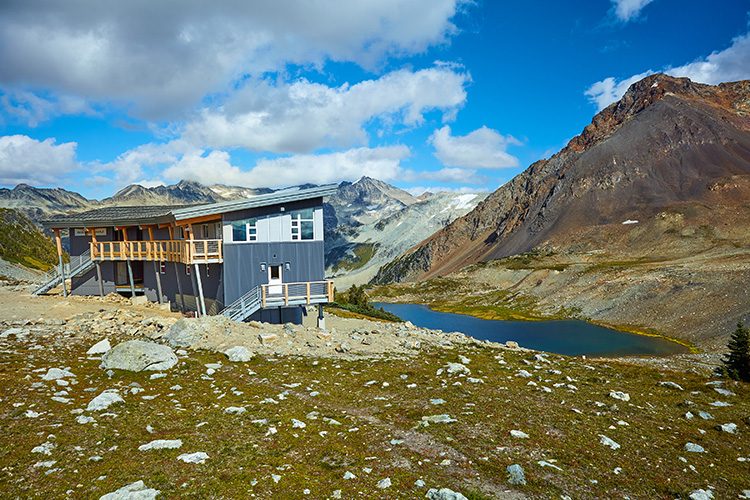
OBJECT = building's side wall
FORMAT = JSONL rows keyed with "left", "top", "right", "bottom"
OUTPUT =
{"left": 222, "top": 241, "right": 325, "bottom": 305}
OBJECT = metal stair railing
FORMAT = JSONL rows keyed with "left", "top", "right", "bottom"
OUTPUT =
{"left": 31, "top": 249, "right": 95, "bottom": 295}
{"left": 220, "top": 285, "right": 263, "bottom": 323}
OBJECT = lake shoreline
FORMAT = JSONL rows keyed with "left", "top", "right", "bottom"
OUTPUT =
{"left": 373, "top": 301, "right": 691, "bottom": 357}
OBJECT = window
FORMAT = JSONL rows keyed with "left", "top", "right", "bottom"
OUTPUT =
{"left": 291, "top": 208, "right": 314, "bottom": 240}
{"left": 231, "top": 220, "right": 246, "bottom": 241}
{"left": 231, "top": 218, "right": 258, "bottom": 242}
{"left": 159, "top": 261, "right": 166, "bottom": 274}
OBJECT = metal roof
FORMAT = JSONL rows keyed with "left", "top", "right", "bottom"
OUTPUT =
{"left": 171, "top": 184, "right": 338, "bottom": 221}
{"left": 42, "top": 206, "right": 180, "bottom": 229}
{"left": 41, "top": 184, "right": 338, "bottom": 229}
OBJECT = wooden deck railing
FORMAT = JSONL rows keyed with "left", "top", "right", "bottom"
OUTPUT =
{"left": 89, "top": 239, "right": 223, "bottom": 264}
{"left": 261, "top": 281, "right": 334, "bottom": 308}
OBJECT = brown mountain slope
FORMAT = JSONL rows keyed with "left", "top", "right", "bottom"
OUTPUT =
{"left": 375, "top": 74, "right": 750, "bottom": 283}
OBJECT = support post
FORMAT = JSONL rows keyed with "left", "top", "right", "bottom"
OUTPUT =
{"left": 153, "top": 261, "right": 163, "bottom": 304}
{"left": 95, "top": 261, "right": 104, "bottom": 297}
{"left": 189, "top": 264, "right": 200, "bottom": 317}
{"left": 173, "top": 262, "right": 185, "bottom": 314}
{"left": 126, "top": 260, "right": 136, "bottom": 297}
{"left": 317, "top": 304, "right": 325, "bottom": 330}
{"left": 54, "top": 229, "right": 67, "bottom": 297}
{"left": 194, "top": 264, "right": 207, "bottom": 317}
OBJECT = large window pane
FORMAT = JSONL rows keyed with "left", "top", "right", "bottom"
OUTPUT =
{"left": 231, "top": 220, "right": 246, "bottom": 241}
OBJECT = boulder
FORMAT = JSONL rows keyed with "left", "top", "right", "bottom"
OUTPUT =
{"left": 224, "top": 346, "right": 252, "bottom": 362}
{"left": 87, "top": 389, "right": 124, "bottom": 411}
{"left": 99, "top": 480, "right": 160, "bottom": 500}
{"left": 87, "top": 339, "right": 112, "bottom": 356}
{"left": 162, "top": 318, "right": 205, "bottom": 348}
{"left": 507, "top": 464, "right": 526, "bottom": 485}
{"left": 101, "top": 340, "right": 177, "bottom": 372}
{"left": 426, "top": 488, "right": 469, "bottom": 500}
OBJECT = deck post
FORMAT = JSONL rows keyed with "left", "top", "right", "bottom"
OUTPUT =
{"left": 95, "top": 261, "right": 104, "bottom": 297}
{"left": 317, "top": 304, "right": 325, "bottom": 330}
{"left": 189, "top": 264, "right": 200, "bottom": 317}
{"left": 194, "top": 264, "right": 207, "bottom": 317}
{"left": 126, "top": 260, "right": 136, "bottom": 297}
{"left": 54, "top": 229, "right": 67, "bottom": 297}
{"left": 173, "top": 262, "right": 185, "bottom": 314}
{"left": 153, "top": 261, "right": 163, "bottom": 304}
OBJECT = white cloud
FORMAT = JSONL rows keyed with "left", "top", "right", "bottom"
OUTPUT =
{"left": 610, "top": 0, "right": 656, "bottom": 22}
{"left": 0, "top": 89, "right": 96, "bottom": 127}
{"left": 584, "top": 71, "right": 653, "bottom": 111}
{"left": 0, "top": 135, "right": 79, "bottom": 186}
{"left": 586, "top": 30, "right": 750, "bottom": 111}
{"left": 402, "top": 166, "right": 491, "bottom": 186}
{"left": 429, "top": 125, "right": 521, "bottom": 169}
{"left": 404, "top": 185, "right": 489, "bottom": 196}
{"left": 185, "top": 66, "right": 469, "bottom": 154}
{"left": 666, "top": 32, "right": 750, "bottom": 85}
{"left": 161, "top": 145, "right": 410, "bottom": 188}
{"left": 0, "top": 0, "right": 469, "bottom": 119}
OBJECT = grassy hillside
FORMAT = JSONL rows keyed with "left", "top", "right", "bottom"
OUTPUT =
{"left": 0, "top": 208, "right": 62, "bottom": 271}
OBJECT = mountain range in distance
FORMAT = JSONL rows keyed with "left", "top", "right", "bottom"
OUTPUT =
{"left": 0, "top": 176, "right": 488, "bottom": 289}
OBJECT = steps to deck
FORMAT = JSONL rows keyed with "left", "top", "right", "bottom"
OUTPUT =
{"left": 31, "top": 250, "right": 94, "bottom": 295}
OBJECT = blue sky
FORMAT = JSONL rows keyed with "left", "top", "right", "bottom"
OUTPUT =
{"left": 0, "top": 0, "right": 749, "bottom": 199}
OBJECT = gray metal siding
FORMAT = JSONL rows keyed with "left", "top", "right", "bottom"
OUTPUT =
{"left": 223, "top": 241, "right": 325, "bottom": 305}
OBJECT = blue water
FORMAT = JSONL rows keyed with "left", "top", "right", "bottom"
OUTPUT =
{"left": 372, "top": 303, "right": 689, "bottom": 357}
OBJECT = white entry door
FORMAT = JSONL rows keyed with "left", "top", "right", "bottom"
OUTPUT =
{"left": 268, "top": 264, "right": 283, "bottom": 295}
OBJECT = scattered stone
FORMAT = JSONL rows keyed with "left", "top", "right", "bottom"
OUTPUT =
{"left": 343, "top": 471, "right": 356, "bottom": 480}
{"left": 177, "top": 452, "right": 209, "bottom": 464}
{"left": 376, "top": 478, "right": 391, "bottom": 489}
{"left": 658, "top": 381, "right": 684, "bottom": 391}
{"left": 258, "top": 333, "right": 277, "bottom": 345}
{"left": 599, "top": 434, "right": 621, "bottom": 450}
{"left": 101, "top": 340, "right": 177, "bottom": 372}
{"left": 688, "top": 489, "right": 715, "bottom": 500}
{"left": 458, "top": 355, "right": 471, "bottom": 364}
{"left": 426, "top": 488, "right": 469, "bottom": 500}
{"left": 138, "top": 439, "right": 183, "bottom": 451}
{"left": 87, "top": 339, "right": 112, "bottom": 356}
{"left": 421, "top": 414, "right": 457, "bottom": 424}
{"left": 430, "top": 399, "right": 446, "bottom": 405}
{"left": 87, "top": 390, "right": 124, "bottom": 411}
{"left": 224, "top": 406, "right": 246, "bottom": 415}
{"left": 699, "top": 411, "right": 714, "bottom": 420}
{"left": 99, "top": 480, "right": 160, "bottom": 500}
{"left": 225, "top": 346, "right": 252, "bottom": 362}
{"left": 684, "top": 443, "right": 705, "bottom": 453}
{"left": 714, "top": 387, "right": 736, "bottom": 397}
{"left": 41, "top": 368, "right": 75, "bottom": 381}
{"left": 510, "top": 430, "right": 529, "bottom": 439}
{"left": 292, "top": 419, "right": 306, "bottom": 429}
{"left": 76, "top": 415, "right": 95, "bottom": 424}
{"left": 335, "top": 343, "right": 350, "bottom": 353}
{"left": 31, "top": 441, "right": 55, "bottom": 455}
{"left": 717, "top": 423, "right": 737, "bottom": 434}
{"left": 445, "top": 363, "right": 470, "bottom": 376}
{"left": 609, "top": 391, "right": 630, "bottom": 402}
{"left": 516, "top": 370, "right": 532, "bottom": 378}
{"left": 507, "top": 464, "right": 526, "bottom": 485}
{"left": 538, "top": 460, "right": 563, "bottom": 471}
{"left": 505, "top": 341, "right": 520, "bottom": 349}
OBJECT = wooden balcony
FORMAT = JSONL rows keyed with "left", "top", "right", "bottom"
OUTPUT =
{"left": 261, "top": 281, "right": 334, "bottom": 308}
{"left": 90, "top": 239, "right": 223, "bottom": 264}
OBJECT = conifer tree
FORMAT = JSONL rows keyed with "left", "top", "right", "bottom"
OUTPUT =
{"left": 718, "top": 320, "right": 750, "bottom": 382}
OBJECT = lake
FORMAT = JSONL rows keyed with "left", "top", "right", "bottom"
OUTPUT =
{"left": 372, "top": 302, "right": 689, "bottom": 357}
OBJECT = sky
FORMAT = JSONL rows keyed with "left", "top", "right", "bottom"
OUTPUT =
{"left": 0, "top": 0, "right": 749, "bottom": 199}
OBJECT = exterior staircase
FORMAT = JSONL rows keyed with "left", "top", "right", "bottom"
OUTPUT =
{"left": 220, "top": 286, "right": 263, "bottom": 322}
{"left": 31, "top": 250, "right": 95, "bottom": 295}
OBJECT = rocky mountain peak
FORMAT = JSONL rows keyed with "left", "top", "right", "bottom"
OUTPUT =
{"left": 569, "top": 73, "right": 750, "bottom": 152}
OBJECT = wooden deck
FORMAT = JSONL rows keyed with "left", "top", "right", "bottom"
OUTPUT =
{"left": 90, "top": 239, "right": 223, "bottom": 264}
